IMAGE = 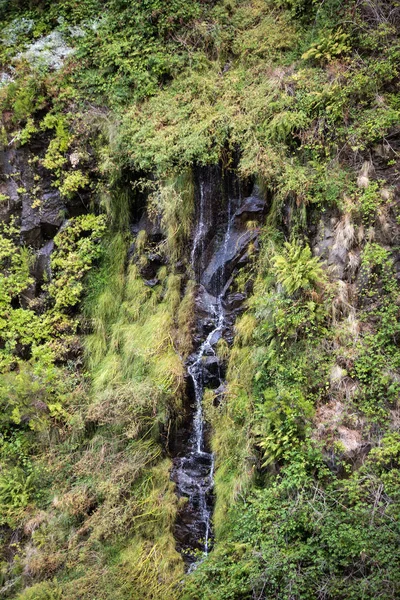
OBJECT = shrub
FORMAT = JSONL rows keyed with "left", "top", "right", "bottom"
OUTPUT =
{"left": 271, "top": 241, "right": 326, "bottom": 295}
{"left": 302, "top": 28, "right": 351, "bottom": 63}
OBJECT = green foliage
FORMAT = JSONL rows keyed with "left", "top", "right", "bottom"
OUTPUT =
{"left": 16, "top": 581, "right": 64, "bottom": 600}
{"left": 358, "top": 181, "right": 384, "bottom": 224}
{"left": 1, "top": 0, "right": 400, "bottom": 598}
{"left": 271, "top": 241, "right": 326, "bottom": 295}
{"left": 197, "top": 193, "right": 400, "bottom": 597}
{"left": 148, "top": 170, "right": 194, "bottom": 262}
{"left": 267, "top": 110, "right": 309, "bottom": 142}
{"left": 41, "top": 114, "right": 71, "bottom": 173}
{"left": 0, "top": 220, "right": 33, "bottom": 302}
{"left": 351, "top": 243, "right": 400, "bottom": 421}
{"left": 0, "top": 466, "right": 37, "bottom": 527}
{"left": 57, "top": 169, "right": 89, "bottom": 197}
{"left": 302, "top": 28, "right": 351, "bottom": 63}
{"left": 18, "top": 117, "right": 38, "bottom": 145}
{"left": 72, "top": 0, "right": 204, "bottom": 104}
{"left": 49, "top": 214, "right": 107, "bottom": 310}
{"left": 2, "top": 75, "right": 47, "bottom": 123}
{"left": 256, "top": 387, "right": 313, "bottom": 466}
{"left": 274, "top": 0, "right": 315, "bottom": 18}
{"left": 185, "top": 439, "right": 400, "bottom": 600}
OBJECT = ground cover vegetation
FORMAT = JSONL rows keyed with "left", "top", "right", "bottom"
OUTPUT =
{"left": 0, "top": 0, "right": 399, "bottom": 598}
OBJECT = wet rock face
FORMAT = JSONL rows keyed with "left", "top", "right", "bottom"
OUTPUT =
{"left": 170, "top": 167, "right": 265, "bottom": 566}
{"left": 190, "top": 166, "right": 255, "bottom": 283}
{"left": 201, "top": 355, "right": 224, "bottom": 388}
{"left": 192, "top": 179, "right": 265, "bottom": 345}
{"left": 201, "top": 228, "right": 257, "bottom": 294}
{"left": 171, "top": 450, "right": 215, "bottom": 554}
{"left": 21, "top": 189, "right": 66, "bottom": 247}
{"left": 192, "top": 169, "right": 265, "bottom": 297}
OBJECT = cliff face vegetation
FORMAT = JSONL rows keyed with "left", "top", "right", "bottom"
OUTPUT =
{"left": 0, "top": 1, "right": 400, "bottom": 598}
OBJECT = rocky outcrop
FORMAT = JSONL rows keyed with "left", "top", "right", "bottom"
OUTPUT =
{"left": 0, "top": 137, "right": 87, "bottom": 309}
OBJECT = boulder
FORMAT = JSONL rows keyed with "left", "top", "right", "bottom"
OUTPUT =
{"left": 202, "top": 355, "right": 224, "bottom": 388}
{"left": 234, "top": 193, "right": 266, "bottom": 223}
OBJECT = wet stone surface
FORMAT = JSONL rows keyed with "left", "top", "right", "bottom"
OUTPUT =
{"left": 170, "top": 168, "right": 265, "bottom": 568}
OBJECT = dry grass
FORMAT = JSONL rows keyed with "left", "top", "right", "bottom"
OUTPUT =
{"left": 330, "top": 280, "right": 357, "bottom": 324}
{"left": 357, "top": 160, "right": 373, "bottom": 189}
{"left": 334, "top": 213, "right": 355, "bottom": 252}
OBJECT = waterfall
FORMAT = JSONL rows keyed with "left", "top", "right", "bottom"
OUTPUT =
{"left": 190, "top": 180, "right": 206, "bottom": 279}
{"left": 187, "top": 200, "right": 234, "bottom": 556}
{"left": 170, "top": 168, "right": 263, "bottom": 567}
{"left": 171, "top": 172, "right": 240, "bottom": 567}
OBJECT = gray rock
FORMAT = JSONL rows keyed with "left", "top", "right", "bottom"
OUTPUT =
{"left": 234, "top": 194, "right": 266, "bottom": 221}
{"left": 202, "top": 356, "right": 223, "bottom": 388}
{"left": 313, "top": 215, "right": 348, "bottom": 280}
{"left": 16, "top": 31, "right": 74, "bottom": 71}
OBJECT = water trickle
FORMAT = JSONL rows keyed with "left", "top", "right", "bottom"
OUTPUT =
{"left": 190, "top": 181, "right": 206, "bottom": 279}
{"left": 171, "top": 182, "right": 239, "bottom": 567}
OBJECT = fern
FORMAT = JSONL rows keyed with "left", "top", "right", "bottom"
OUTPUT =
{"left": 302, "top": 28, "right": 351, "bottom": 63}
{"left": 272, "top": 241, "right": 326, "bottom": 295}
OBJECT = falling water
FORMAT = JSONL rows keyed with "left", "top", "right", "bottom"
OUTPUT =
{"left": 171, "top": 184, "right": 236, "bottom": 566}
{"left": 190, "top": 181, "right": 206, "bottom": 278}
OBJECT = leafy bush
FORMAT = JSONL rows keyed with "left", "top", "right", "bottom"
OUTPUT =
{"left": 185, "top": 435, "right": 400, "bottom": 600}
{"left": 49, "top": 214, "right": 107, "bottom": 309}
{"left": 302, "top": 28, "right": 351, "bottom": 63}
{"left": 271, "top": 241, "right": 326, "bottom": 295}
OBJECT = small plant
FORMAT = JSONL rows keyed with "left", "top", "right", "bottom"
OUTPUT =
{"left": 58, "top": 169, "right": 89, "bottom": 198}
{"left": 302, "top": 28, "right": 351, "bottom": 63}
{"left": 49, "top": 214, "right": 107, "bottom": 309}
{"left": 358, "top": 181, "right": 382, "bottom": 224}
{"left": 271, "top": 241, "right": 326, "bottom": 295}
{"left": 18, "top": 117, "right": 38, "bottom": 145}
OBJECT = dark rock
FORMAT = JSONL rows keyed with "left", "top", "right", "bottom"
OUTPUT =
{"left": 172, "top": 166, "right": 263, "bottom": 564}
{"left": 19, "top": 283, "right": 36, "bottom": 308}
{"left": 39, "top": 190, "right": 65, "bottom": 239}
{"left": 0, "top": 144, "right": 63, "bottom": 246}
{"left": 234, "top": 193, "right": 266, "bottom": 222}
{"left": 144, "top": 278, "right": 159, "bottom": 287}
{"left": 202, "top": 355, "right": 224, "bottom": 388}
{"left": 127, "top": 241, "right": 136, "bottom": 260}
{"left": 132, "top": 211, "right": 163, "bottom": 243}
{"left": 35, "top": 240, "right": 54, "bottom": 283}
{"left": 148, "top": 251, "right": 164, "bottom": 264}
{"left": 0, "top": 149, "right": 21, "bottom": 217}
{"left": 225, "top": 291, "right": 247, "bottom": 311}
{"left": 20, "top": 195, "right": 42, "bottom": 246}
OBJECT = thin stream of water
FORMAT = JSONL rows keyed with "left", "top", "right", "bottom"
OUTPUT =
{"left": 190, "top": 181, "right": 205, "bottom": 276}
{"left": 172, "top": 192, "right": 235, "bottom": 567}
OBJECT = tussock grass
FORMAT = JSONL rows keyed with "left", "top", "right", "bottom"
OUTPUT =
{"left": 149, "top": 170, "right": 194, "bottom": 263}
{"left": 176, "top": 279, "right": 196, "bottom": 357}
{"left": 52, "top": 222, "right": 190, "bottom": 596}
